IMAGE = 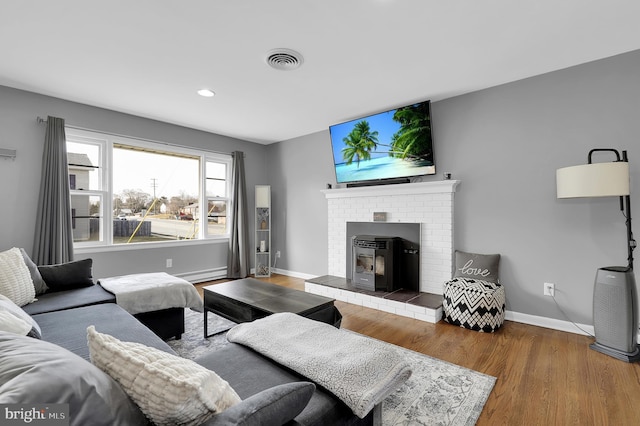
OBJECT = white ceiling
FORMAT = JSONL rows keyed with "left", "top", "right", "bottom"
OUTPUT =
{"left": 2, "top": 1, "right": 639, "bottom": 144}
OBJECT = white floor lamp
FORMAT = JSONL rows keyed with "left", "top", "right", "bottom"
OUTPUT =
{"left": 557, "top": 149, "right": 639, "bottom": 362}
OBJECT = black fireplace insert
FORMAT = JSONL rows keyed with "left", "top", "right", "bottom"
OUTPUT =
{"left": 346, "top": 222, "right": 421, "bottom": 292}
{"left": 352, "top": 235, "right": 401, "bottom": 292}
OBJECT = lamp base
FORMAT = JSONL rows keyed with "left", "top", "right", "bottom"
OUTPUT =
{"left": 590, "top": 342, "right": 640, "bottom": 363}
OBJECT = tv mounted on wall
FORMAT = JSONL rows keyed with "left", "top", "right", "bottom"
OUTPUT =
{"left": 329, "top": 99, "right": 435, "bottom": 186}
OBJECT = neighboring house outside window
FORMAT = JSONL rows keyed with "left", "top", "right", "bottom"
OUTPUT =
{"left": 205, "top": 160, "right": 229, "bottom": 236}
{"left": 66, "top": 128, "right": 232, "bottom": 249}
{"left": 68, "top": 152, "right": 95, "bottom": 242}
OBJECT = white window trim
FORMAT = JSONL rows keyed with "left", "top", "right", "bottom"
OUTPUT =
{"left": 203, "top": 152, "right": 233, "bottom": 239}
{"left": 66, "top": 128, "right": 232, "bottom": 253}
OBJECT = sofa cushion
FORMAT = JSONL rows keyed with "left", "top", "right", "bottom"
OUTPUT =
{"left": 196, "top": 343, "right": 362, "bottom": 426}
{"left": 205, "top": 382, "right": 315, "bottom": 426}
{"left": 19, "top": 248, "right": 48, "bottom": 295}
{"left": 38, "top": 258, "right": 94, "bottom": 292}
{"left": 22, "top": 284, "right": 116, "bottom": 315}
{"left": 0, "top": 331, "right": 147, "bottom": 426}
{"left": 0, "top": 247, "right": 36, "bottom": 306}
{"left": 0, "top": 294, "right": 41, "bottom": 338}
{"left": 453, "top": 250, "right": 501, "bottom": 284}
{"left": 87, "top": 326, "right": 241, "bottom": 426}
{"left": 34, "top": 303, "right": 174, "bottom": 361}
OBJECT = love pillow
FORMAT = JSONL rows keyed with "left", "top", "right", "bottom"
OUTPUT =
{"left": 453, "top": 251, "right": 500, "bottom": 284}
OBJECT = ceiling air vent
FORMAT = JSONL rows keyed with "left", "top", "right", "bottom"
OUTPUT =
{"left": 265, "top": 48, "right": 304, "bottom": 71}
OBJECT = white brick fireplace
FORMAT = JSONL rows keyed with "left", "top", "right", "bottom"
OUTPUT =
{"left": 322, "top": 180, "right": 460, "bottom": 294}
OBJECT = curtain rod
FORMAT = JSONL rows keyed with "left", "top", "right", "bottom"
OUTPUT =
{"left": 35, "top": 116, "right": 240, "bottom": 157}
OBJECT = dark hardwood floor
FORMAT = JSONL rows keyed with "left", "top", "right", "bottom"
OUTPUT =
{"left": 196, "top": 274, "right": 640, "bottom": 425}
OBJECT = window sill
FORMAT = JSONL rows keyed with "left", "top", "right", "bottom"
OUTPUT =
{"left": 74, "top": 237, "right": 229, "bottom": 255}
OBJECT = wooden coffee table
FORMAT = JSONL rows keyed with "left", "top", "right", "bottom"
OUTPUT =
{"left": 203, "top": 278, "right": 338, "bottom": 338}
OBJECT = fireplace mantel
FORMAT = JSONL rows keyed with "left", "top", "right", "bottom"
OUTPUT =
{"left": 322, "top": 180, "right": 460, "bottom": 199}
{"left": 322, "top": 179, "right": 460, "bottom": 295}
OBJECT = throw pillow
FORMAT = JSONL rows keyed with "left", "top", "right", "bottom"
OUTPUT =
{"left": 208, "top": 382, "right": 316, "bottom": 426}
{"left": 0, "top": 311, "right": 31, "bottom": 336}
{"left": 87, "top": 326, "right": 241, "bottom": 426}
{"left": 19, "top": 248, "right": 48, "bottom": 295}
{"left": 0, "top": 247, "right": 36, "bottom": 306}
{"left": 0, "top": 294, "right": 41, "bottom": 339}
{"left": 453, "top": 250, "right": 501, "bottom": 283}
{"left": 38, "top": 258, "right": 94, "bottom": 292}
{"left": 0, "top": 331, "right": 147, "bottom": 426}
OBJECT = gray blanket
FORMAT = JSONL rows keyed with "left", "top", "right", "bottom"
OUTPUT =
{"left": 98, "top": 272, "right": 203, "bottom": 315}
{"left": 226, "top": 312, "right": 412, "bottom": 418}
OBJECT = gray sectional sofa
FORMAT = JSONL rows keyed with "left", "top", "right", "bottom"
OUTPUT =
{"left": 21, "top": 262, "right": 186, "bottom": 342}
{"left": 0, "top": 253, "right": 372, "bottom": 426}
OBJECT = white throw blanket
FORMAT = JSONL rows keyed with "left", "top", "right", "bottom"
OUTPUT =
{"left": 99, "top": 272, "right": 203, "bottom": 315}
{"left": 227, "top": 312, "right": 412, "bottom": 418}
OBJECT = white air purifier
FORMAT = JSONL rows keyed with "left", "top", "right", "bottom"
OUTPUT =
{"left": 591, "top": 267, "right": 640, "bottom": 362}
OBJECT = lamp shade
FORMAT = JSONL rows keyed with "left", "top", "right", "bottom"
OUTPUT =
{"left": 255, "top": 185, "right": 270, "bottom": 208}
{"left": 556, "top": 162, "right": 629, "bottom": 198}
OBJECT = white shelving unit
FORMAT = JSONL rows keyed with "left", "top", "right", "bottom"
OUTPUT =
{"left": 255, "top": 185, "right": 271, "bottom": 277}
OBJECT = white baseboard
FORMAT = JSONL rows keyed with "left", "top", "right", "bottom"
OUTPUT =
{"left": 271, "top": 268, "right": 317, "bottom": 280}
{"left": 250, "top": 267, "right": 317, "bottom": 280}
{"left": 505, "top": 310, "right": 640, "bottom": 342}
{"left": 505, "top": 310, "right": 594, "bottom": 336}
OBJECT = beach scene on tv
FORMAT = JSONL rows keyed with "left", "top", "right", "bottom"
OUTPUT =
{"left": 330, "top": 102, "right": 435, "bottom": 184}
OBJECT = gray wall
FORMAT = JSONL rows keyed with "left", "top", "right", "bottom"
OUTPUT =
{"left": 266, "top": 131, "right": 334, "bottom": 275}
{"left": 0, "top": 85, "right": 267, "bottom": 279}
{"left": 2, "top": 49, "right": 639, "bottom": 323}
{"left": 267, "top": 50, "right": 640, "bottom": 324}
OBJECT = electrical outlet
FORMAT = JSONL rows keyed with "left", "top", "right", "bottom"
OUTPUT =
{"left": 276, "top": 251, "right": 281, "bottom": 258}
{"left": 544, "top": 282, "right": 555, "bottom": 297}
{"left": 166, "top": 258, "right": 172, "bottom": 268}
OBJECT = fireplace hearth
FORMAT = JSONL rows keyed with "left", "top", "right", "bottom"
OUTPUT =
{"left": 305, "top": 275, "right": 444, "bottom": 323}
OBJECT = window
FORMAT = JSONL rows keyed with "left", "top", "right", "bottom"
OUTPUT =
{"left": 66, "top": 128, "right": 232, "bottom": 248}
{"left": 206, "top": 161, "right": 228, "bottom": 236}
{"left": 67, "top": 137, "right": 104, "bottom": 244}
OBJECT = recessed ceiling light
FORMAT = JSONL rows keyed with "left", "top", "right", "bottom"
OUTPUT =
{"left": 197, "top": 89, "right": 215, "bottom": 97}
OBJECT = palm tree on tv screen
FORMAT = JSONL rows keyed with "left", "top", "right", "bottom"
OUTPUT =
{"left": 390, "top": 103, "right": 433, "bottom": 163}
{"left": 341, "top": 120, "right": 379, "bottom": 168}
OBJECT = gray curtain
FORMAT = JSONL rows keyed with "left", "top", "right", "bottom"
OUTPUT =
{"left": 33, "top": 116, "right": 74, "bottom": 265}
{"left": 227, "top": 151, "right": 250, "bottom": 278}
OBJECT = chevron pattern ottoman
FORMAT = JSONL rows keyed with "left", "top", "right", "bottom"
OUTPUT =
{"left": 443, "top": 277, "right": 505, "bottom": 332}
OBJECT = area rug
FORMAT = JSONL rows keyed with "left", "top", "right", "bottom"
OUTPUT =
{"left": 168, "top": 309, "right": 496, "bottom": 426}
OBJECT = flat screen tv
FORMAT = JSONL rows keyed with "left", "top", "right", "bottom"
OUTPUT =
{"left": 329, "top": 99, "right": 435, "bottom": 186}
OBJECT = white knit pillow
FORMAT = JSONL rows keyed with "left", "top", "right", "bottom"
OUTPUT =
{"left": 0, "top": 310, "right": 32, "bottom": 335}
{"left": 87, "top": 326, "right": 241, "bottom": 426}
{"left": 0, "top": 248, "right": 35, "bottom": 306}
